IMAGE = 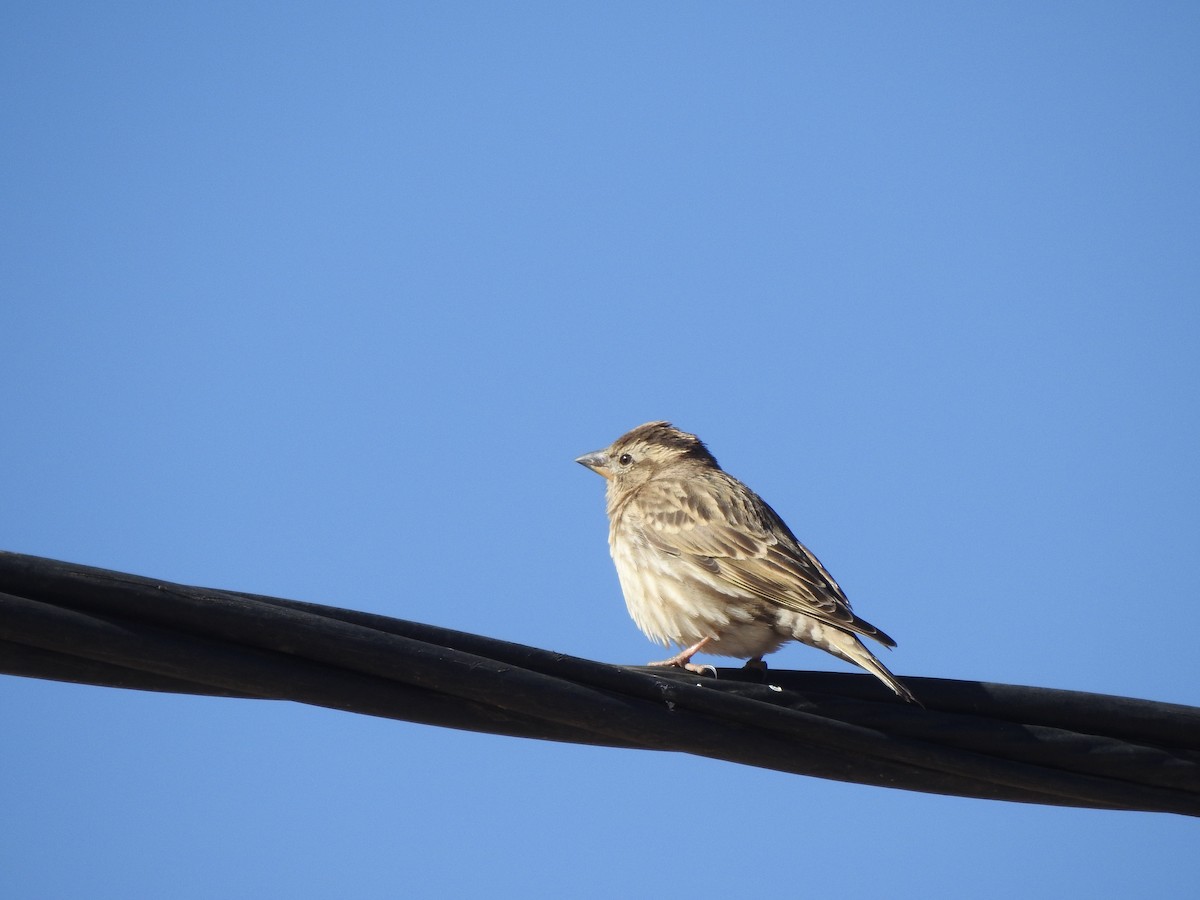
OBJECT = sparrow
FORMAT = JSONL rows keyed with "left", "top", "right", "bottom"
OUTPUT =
{"left": 577, "top": 421, "right": 917, "bottom": 703}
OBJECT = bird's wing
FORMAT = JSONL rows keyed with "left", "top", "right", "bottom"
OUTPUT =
{"left": 630, "top": 472, "right": 896, "bottom": 647}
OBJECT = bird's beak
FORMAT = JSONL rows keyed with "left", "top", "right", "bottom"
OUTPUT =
{"left": 575, "top": 450, "right": 612, "bottom": 479}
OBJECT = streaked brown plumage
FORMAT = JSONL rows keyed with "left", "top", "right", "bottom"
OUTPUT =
{"left": 577, "top": 421, "right": 917, "bottom": 703}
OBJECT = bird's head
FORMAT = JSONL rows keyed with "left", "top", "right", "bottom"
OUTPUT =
{"left": 575, "top": 421, "right": 718, "bottom": 491}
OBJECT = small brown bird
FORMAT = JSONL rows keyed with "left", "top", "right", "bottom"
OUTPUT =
{"left": 577, "top": 421, "right": 917, "bottom": 703}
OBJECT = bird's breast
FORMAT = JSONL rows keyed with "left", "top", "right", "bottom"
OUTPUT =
{"left": 607, "top": 519, "right": 786, "bottom": 657}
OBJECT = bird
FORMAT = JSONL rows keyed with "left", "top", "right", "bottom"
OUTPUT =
{"left": 576, "top": 421, "right": 917, "bottom": 703}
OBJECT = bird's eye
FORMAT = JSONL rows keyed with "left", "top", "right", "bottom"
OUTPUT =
{"left": 618, "top": 453, "right": 633, "bottom": 466}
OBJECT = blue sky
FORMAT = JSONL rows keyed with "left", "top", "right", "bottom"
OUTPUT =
{"left": 3, "top": 3, "right": 1198, "bottom": 897}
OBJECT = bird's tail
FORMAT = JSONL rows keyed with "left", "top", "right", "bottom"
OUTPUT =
{"left": 818, "top": 629, "right": 920, "bottom": 705}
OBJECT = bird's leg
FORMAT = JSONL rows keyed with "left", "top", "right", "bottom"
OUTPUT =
{"left": 648, "top": 637, "right": 715, "bottom": 674}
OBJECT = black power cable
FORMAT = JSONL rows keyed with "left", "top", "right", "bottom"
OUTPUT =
{"left": 1, "top": 551, "right": 1196, "bottom": 816}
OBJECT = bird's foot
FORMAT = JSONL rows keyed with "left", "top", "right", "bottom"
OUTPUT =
{"left": 739, "top": 657, "right": 769, "bottom": 682}
{"left": 646, "top": 657, "right": 716, "bottom": 676}
{"left": 647, "top": 637, "right": 717, "bottom": 676}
